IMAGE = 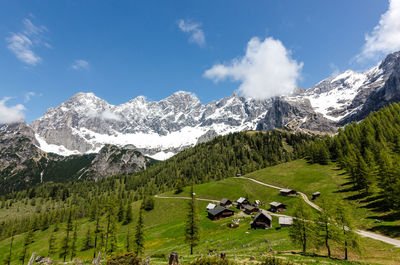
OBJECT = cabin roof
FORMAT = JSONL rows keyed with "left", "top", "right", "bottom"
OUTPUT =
{"left": 313, "top": 191, "right": 321, "bottom": 195}
{"left": 220, "top": 198, "right": 231, "bottom": 204}
{"left": 279, "top": 216, "right": 293, "bottom": 225}
{"left": 207, "top": 206, "right": 233, "bottom": 216}
{"left": 243, "top": 204, "right": 256, "bottom": 211}
{"left": 280, "top": 188, "right": 293, "bottom": 193}
{"left": 253, "top": 209, "right": 272, "bottom": 221}
{"left": 237, "top": 197, "right": 247, "bottom": 203}
{"left": 269, "top": 201, "right": 285, "bottom": 207}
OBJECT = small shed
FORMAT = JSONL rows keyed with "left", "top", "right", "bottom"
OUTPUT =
{"left": 254, "top": 200, "right": 262, "bottom": 207}
{"left": 251, "top": 210, "right": 272, "bottom": 229}
{"left": 279, "top": 216, "right": 293, "bottom": 227}
{"left": 243, "top": 204, "right": 259, "bottom": 214}
{"left": 206, "top": 203, "right": 216, "bottom": 211}
{"left": 220, "top": 198, "right": 232, "bottom": 207}
{"left": 269, "top": 202, "right": 287, "bottom": 212}
{"left": 312, "top": 192, "right": 321, "bottom": 200}
{"left": 280, "top": 188, "right": 297, "bottom": 196}
{"left": 207, "top": 206, "right": 234, "bottom": 220}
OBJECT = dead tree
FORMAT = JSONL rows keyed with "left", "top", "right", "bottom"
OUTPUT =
{"left": 169, "top": 252, "right": 179, "bottom": 265}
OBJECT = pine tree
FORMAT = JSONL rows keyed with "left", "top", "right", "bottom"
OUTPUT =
{"left": 104, "top": 200, "right": 115, "bottom": 258}
{"left": 289, "top": 200, "right": 316, "bottom": 254}
{"left": 126, "top": 227, "right": 132, "bottom": 252}
{"left": 48, "top": 228, "right": 56, "bottom": 257}
{"left": 4, "top": 226, "right": 14, "bottom": 265}
{"left": 59, "top": 210, "right": 73, "bottom": 262}
{"left": 93, "top": 212, "right": 102, "bottom": 259}
{"left": 185, "top": 183, "right": 199, "bottom": 255}
{"left": 19, "top": 225, "right": 34, "bottom": 265}
{"left": 70, "top": 222, "right": 78, "bottom": 261}
{"left": 134, "top": 203, "right": 145, "bottom": 255}
{"left": 82, "top": 227, "right": 93, "bottom": 251}
{"left": 123, "top": 203, "right": 133, "bottom": 225}
{"left": 117, "top": 199, "right": 125, "bottom": 222}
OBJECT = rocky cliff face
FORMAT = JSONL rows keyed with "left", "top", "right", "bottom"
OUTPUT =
{"left": 25, "top": 51, "right": 400, "bottom": 159}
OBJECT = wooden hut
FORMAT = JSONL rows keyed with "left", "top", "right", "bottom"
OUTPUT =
{"left": 280, "top": 188, "right": 297, "bottom": 196}
{"left": 312, "top": 192, "right": 321, "bottom": 200}
{"left": 243, "top": 204, "right": 259, "bottom": 214}
{"left": 269, "top": 202, "right": 287, "bottom": 212}
{"left": 251, "top": 210, "right": 272, "bottom": 229}
{"left": 220, "top": 198, "right": 232, "bottom": 207}
{"left": 279, "top": 216, "right": 293, "bottom": 227}
{"left": 207, "top": 206, "right": 234, "bottom": 220}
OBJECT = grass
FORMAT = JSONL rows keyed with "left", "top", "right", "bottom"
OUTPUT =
{"left": 244, "top": 159, "right": 400, "bottom": 238}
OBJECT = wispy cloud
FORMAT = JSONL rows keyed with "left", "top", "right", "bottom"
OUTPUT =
{"left": 204, "top": 37, "right": 303, "bottom": 100}
{"left": 177, "top": 19, "right": 205, "bottom": 46}
{"left": 6, "top": 18, "right": 49, "bottom": 66}
{"left": 356, "top": 0, "right": 400, "bottom": 62}
{"left": 24, "top": 91, "right": 35, "bottom": 103}
{"left": 0, "top": 97, "right": 25, "bottom": 124}
{"left": 71, "top": 59, "right": 89, "bottom": 70}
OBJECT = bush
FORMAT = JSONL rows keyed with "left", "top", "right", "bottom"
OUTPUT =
{"left": 106, "top": 252, "right": 142, "bottom": 265}
{"left": 261, "top": 256, "right": 295, "bottom": 265}
{"left": 189, "top": 256, "right": 237, "bottom": 265}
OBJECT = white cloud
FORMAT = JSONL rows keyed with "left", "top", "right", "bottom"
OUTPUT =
{"left": 0, "top": 97, "right": 25, "bottom": 124}
{"left": 329, "top": 63, "right": 340, "bottom": 77}
{"left": 178, "top": 19, "right": 205, "bottom": 46}
{"left": 24, "top": 91, "right": 35, "bottom": 102}
{"left": 356, "top": 0, "right": 400, "bottom": 62}
{"left": 72, "top": 59, "right": 89, "bottom": 70}
{"left": 6, "top": 18, "right": 49, "bottom": 66}
{"left": 204, "top": 37, "right": 303, "bottom": 99}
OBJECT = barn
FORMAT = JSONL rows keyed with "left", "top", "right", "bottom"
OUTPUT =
{"left": 280, "top": 188, "right": 297, "bottom": 196}
{"left": 269, "top": 202, "right": 287, "bottom": 212}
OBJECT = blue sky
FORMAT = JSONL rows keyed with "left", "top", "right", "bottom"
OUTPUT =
{"left": 0, "top": 0, "right": 399, "bottom": 123}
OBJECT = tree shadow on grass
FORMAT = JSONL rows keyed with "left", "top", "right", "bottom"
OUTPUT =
{"left": 368, "top": 211, "right": 400, "bottom": 222}
{"left": 362, "top": 198, "right": 391, "bottom": 212}
{"left": 368, "top": 225, "right": 400, "bottom": 238}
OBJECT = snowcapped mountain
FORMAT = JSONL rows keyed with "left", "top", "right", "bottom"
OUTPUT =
{"left": 30, "top": 51, "right": 400, "bottom": 160}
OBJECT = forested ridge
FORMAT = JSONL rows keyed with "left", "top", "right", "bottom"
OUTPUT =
{"left": 307, "top": 102, "right": 400, "bottom": 210}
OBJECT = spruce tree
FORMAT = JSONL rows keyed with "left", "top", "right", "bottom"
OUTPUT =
{"left": 82, "top": 227, "right": 93, "bottom": 251}
{"left": 70, "top": 222, "right": 78, "bottom": 261}
{"left": 185, "top": 183, "right": 199, "bottom": 255}
{"left": 126, "top": 227, "right": 132, "bottom": 252}
{"left": 48, "top": 229, "right": 56, "bottom": 257}
{"left": 19, "top": 225, "right": 34, "bottom": 265}
{"left": 317, "top": 199, "right": 338, "bottom": 258}
{"left": 4, "top": 226, "right": 14, "bottom": 265}
{"left": 134, "top": 203, "right": 145, "bottom": 255}
{"left": 123, "top": 203, "right": 133, "bottom": 225}
{"left": 117, "top": 199, "right": 125, "bottom": 222}
{"left": 59, "top": 210, "right": 73, "bottom": 262}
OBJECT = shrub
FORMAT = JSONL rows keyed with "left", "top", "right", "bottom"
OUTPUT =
{"left": 106, "top": 252, "right": 142, "bottom": 265}
{"left": 261, "top": 256, "right": 295, "bottom": 265}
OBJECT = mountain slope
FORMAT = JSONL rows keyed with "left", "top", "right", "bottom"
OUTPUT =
{"left": 0, "top": 122, "right": 154, "bottom": 194}
{"left": 29, "top": 51, "right": 400, "bottom": 159}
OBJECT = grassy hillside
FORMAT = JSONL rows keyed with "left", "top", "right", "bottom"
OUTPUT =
{"left": 245, "top": 160, "right": 400, "bottom": 238}
{"left": 1, "top": 167, "right": 400, "bottom": 265}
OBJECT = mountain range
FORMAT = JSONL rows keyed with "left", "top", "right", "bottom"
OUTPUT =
{"left": 30, "top": 51, "right": 400, "bottom": 159}
{"left": 1, "top": 51, "right": 400, "bottom": 192}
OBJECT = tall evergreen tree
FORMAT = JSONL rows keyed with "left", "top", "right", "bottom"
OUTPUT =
{"left": 70, "top": 222, "right": 78, "bottom": 261}
{"left": 48, "top": 228, "right": 56, "bottom": 257}
{"left": 185, "top": 183, "right": 199, "bottom": 255}
{"left": 19, "top": 225, "right": 34, "bottom": 265}
{"left": 134, "top": 203, "right": 145, "bottom": 255}
{"left": 4, "top": 226, "right": 14, "bottom": 265}
{"left": 59, "top": 210, "right": 73, "bottom": 262}
{"left": 123, "top": 203, "right": 133, "bottom": 225}
{"left": 317, "top": 199, "right": 338, "bottom": 258}
{"left": 126, "top": 227, "right": 132, "bottom": 252}
{"left": 82, "top": 227, "right": 93, "bottom": 251}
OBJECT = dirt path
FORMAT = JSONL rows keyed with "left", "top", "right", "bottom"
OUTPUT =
{"left": 235, "top": 176, "right": 400, "bottom": 247}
